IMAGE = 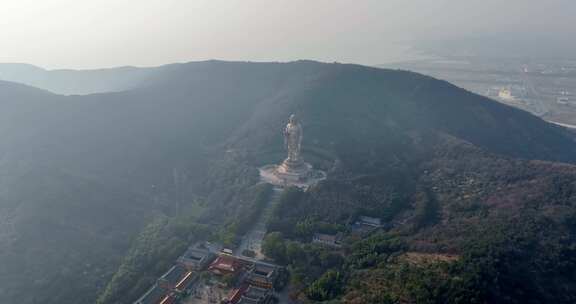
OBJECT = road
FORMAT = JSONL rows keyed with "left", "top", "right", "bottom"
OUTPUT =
{"left": 548, "top": 120, "right": 576, "bottom": 129}
{"left": 236, "top": 186, "right": 283, "bottom": 259}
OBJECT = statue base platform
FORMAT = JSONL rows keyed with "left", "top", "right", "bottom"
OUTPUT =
{"left": 259, "top": 159, "right": 326, "bottom": 189}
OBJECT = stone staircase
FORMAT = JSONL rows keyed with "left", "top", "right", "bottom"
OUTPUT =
{"left": 236, "top": 186, "right": 283, "bottom": 259}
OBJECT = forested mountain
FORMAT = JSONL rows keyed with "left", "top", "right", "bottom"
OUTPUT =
{"left": 1, "top": 60, "right": 576, "bottom": 303}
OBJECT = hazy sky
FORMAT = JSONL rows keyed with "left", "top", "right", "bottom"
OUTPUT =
{"left": 0, "top": 0, "right": 574, "bottom": 69}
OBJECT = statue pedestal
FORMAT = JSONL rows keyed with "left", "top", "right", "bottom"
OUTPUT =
{"left": 259, "top": 159, "right": 326, "bottom": 189}
{"left": 275, "top": 159, "right": 311, "bottom": 183}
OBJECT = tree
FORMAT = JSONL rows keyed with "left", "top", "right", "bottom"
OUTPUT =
{"left": 306, "top": 270, "right": 344, "bottom": 301}
{"left": 262, "top": 232, "right": 287, "bottom": 263}
{"left": 222, "top": 272, "right": 240, "bottom": 288}
{"left": 285, "top": 241, "right": 306, "bottom": 265}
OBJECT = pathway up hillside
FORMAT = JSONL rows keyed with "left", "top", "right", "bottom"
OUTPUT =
{"left": 236, "top": 186, "right": 283, "bottom": 259}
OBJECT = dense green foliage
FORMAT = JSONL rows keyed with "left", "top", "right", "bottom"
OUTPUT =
{"left": 344, "top": 213, "right": 576, "bottom": 304}
{"left": 217, "top": 183, "right": 273, "bottom": 246}
{"left": 96, "top": 214, "right": 210, "bottom": 304}
{"left": 261, "top": 232, "right": 346, "bottom": 299}
{"left": 262, "top": 139, "right": 576, "bottom": 303}
{"left": 262, "top": 232, "right": 288, "bottom": 263}
{"left": 0, "top": 164, "right": 155, "bottom": 304}
{"left": 306, "top": 270, "right": 345, "bottom": 301}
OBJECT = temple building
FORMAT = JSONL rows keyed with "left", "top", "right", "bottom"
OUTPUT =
{"left": 245, "top": 262, "right": 280, "bottom": 290}
{"left": 158, "top": 264, "right": 195, "bottom": 293}
{"left": 238, "top": 286, "right": 273, "bottom": 304}
{"left": 176, "top": 246, "right": 215, "bottom": 271}
{"left": 209, "top": 255, "right": 242, "bottom": 275}
{"left": 134, "top": 285, "right": 170, "bottom": 304}
{"left": 312, "top": 232, "right": 343, "bottom": 248}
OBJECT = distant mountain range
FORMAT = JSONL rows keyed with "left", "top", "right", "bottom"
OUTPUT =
{"left": 1, "top": 60, "right": 576, "bottom": 303}
{"left": 0, "top": 62, "right": 158, "bottom": 95}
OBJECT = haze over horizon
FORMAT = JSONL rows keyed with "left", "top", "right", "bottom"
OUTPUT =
{"left": 2, "top": 0, "right": 575, "bottom": 69}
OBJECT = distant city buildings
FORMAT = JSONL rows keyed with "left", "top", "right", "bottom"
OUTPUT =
{"left": 498, "top": 88, "right": 515, "bottom": 101}
{"left": 384, "top": 57, "right": 576, "bottom": 124}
